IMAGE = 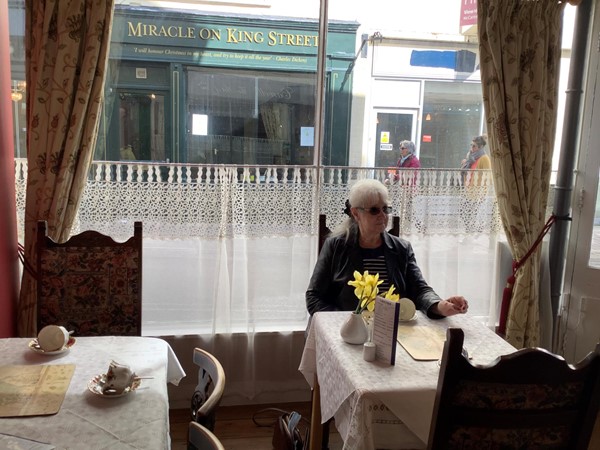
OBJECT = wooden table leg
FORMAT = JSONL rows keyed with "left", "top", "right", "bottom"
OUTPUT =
{"left": 309, "top": 375, "right": 323, "bottom": 450}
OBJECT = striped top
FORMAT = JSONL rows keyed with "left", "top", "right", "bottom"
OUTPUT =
{"left": 360, "top": 245, "right": 390, "bottom": 293}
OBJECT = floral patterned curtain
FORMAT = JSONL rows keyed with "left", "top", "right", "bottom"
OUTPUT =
{"left": 18, "top": 0, "right": 114, "bottom": 336}
{"left": 477, "top": 0, "right": 565, "bottom": 347}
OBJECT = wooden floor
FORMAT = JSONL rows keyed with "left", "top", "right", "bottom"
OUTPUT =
{"left": 170, "top": 402, "right": 343, "bottom": 450}
{"left": 172, "top": 403, "right": 600, "bottom": 449}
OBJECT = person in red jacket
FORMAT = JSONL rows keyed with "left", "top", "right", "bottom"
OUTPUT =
{"left": 386, "top": 140, "right": 421, "bottom": 185}
{"left": 396, "top": 140, "right": 421, "bottom": 169}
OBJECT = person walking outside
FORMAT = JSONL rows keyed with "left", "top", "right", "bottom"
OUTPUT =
{"left": 460, "top": 135, "right": 491, "bottom": 184}
{"left": 460, "top": 135, "right": 492, "bottom": 233}
{"left": 397, "top": 140, "right": 421, "bottom": 169}
{"left": 387, "top": 140, "right": 420, "bottom": 184}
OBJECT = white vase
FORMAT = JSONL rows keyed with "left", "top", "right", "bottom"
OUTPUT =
{"left": 340, "top": 312, "right": 368, "bottom": 344}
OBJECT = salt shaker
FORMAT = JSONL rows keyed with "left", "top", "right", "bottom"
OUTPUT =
{"left": 363, "top": 341, "right": 376, "bottom": 361}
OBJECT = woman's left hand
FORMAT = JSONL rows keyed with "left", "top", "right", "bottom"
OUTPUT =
{"left": 436, "top": 296, "right": 468, "bottom": 316}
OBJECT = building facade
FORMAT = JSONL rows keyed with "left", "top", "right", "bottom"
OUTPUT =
{"left": 96, "top": 6, "right": 358, "bottom": 166}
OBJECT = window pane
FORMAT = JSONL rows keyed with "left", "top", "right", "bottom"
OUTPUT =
{"left": 8, "top": 2, "right": 25, "bottom": 158}
{"left": 185, "top": 68, "right": 315, "bottom": 164}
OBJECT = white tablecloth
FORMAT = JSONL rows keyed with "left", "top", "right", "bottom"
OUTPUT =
{"left": 298, "top": 311, "right": 516, "bottom": 450}
{"left": 0, "top": 336, "right": 186, "bottom": 450}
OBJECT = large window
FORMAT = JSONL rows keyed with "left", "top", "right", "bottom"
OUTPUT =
{"left": 8, "top": 1, "right": 578, "bottom": 336}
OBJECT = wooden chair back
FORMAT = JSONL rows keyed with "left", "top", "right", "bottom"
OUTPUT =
{"left": 191, "top": 347, "right": 226, "bottom": 432}
{"left": 428, "top": 327, "right": 600, "bottom": 450}
{"left": 188, "top": 421, "right": 225, "bottom": 450}
{"left": 318, "top": 214, "right": 400, "bottom": 253}
{"left": 36, "top": 220, "right": 142, "bottom": 336}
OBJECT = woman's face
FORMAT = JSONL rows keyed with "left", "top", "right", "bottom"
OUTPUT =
{"left": 470, "top": 142, "right": 479, "bottom": 153}
{"left": 352, "top": 196, "right": 390, "bottom": 238}
{"left": 400, "top": 144, "right": 410, "bottom": 158}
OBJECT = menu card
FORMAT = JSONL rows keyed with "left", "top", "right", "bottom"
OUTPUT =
{"left": 373, "top": 296, "right": 400, "bottom": 365}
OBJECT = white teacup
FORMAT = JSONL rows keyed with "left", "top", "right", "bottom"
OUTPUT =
{"left": 104, "top": 361, "right": 135, "bottom": 394}
{"left": 37, "top": 325, "right": 69, "bottom": 352}
{"left": 399, "top": 298, "right": 417, "bottom": 321}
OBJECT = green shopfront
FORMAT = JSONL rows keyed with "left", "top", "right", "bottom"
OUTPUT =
{"left": 94, "top": 6, "right": 358, "bottom": 166}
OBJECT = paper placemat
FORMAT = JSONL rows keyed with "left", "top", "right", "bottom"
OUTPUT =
{"left": 397, "top": 325, "right": 446, "bottom": 360}
{"left": 0, "top": 365, "right": 75, "bottom": 417}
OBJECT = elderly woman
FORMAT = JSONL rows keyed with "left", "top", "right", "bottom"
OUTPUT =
{"left": 306, "top": 179, "right": 468, "bottom": 317}
{"left": 386, "top": 140, "right": 421, "bottom": 184}
{"left": 396, "top": 140, "right": 421, "bottom": 168}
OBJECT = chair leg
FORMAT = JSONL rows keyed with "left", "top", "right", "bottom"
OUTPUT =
{"left": 321, "top": 418, "right": 331, "bottom": 450}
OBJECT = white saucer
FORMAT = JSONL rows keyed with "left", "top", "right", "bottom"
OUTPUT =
{"left": 29, "top": 336, "right": 76, "bottom": 355}
{"left": 399, "top": 313, "right": 418, "bottom": 322}
{"left": 87, "top": 373, "right": 141, "bottom": 398}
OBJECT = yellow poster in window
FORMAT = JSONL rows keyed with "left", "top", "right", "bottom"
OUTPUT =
{"left": 380, "top": 131, "right": 390, "bottom": 144}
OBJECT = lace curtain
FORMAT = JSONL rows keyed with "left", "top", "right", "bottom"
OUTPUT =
{"left": 15, "top": 160, "right": 511, "bottom": 336}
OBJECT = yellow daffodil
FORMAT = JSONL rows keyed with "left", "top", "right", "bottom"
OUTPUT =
{"left": 347, "top": 270, "right": 383, "bottom": 314}
{"left": 383, "top": 285, "right": 400, "bottom": 302}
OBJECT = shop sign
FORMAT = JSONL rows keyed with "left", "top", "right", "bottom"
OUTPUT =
{"left": 110, "top": 10, "right": 357, "bottom": 71}
{"left": 460, "top": 0, "right": 477, "bottom": 27}
{"left": 112, "top": 12, "right": 333, "bottom": 56}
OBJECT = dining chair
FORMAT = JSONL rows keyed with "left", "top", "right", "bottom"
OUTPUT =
{"left": 318, "top": 213, "right": 400, "bottom": 253}
{"left": 191, "top": 347, "right": 226, "bottom": 432}
{"left": 188, "top": 421, "right": 225, "bottom": 450}
{"left": 36, "top": 220, "right": 143, "bottom": 336}
{"left": 428, "top": 327, "right": 600, "bottom": 450}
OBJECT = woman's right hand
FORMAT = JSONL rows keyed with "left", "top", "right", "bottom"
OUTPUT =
{"left": 432, "top": 296, "right": 468, "bottom": 316}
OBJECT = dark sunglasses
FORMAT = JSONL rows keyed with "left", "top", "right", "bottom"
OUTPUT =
{"left": 357, "top": 206, "right": 392, "bottom": 215}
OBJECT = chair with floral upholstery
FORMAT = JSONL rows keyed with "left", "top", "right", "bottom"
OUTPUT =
{"left": 428, "top": 327, "right": 600, "bottom": 450}
{"left": 36, "top": 220, "right": 142, "bottom": 336}
{"left": 191, "top": 347, "right": 226, "bottom": 432}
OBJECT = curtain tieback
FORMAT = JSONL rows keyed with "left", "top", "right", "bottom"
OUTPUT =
{"left": 497, "top": 214, "right": 559, "bottom": 337}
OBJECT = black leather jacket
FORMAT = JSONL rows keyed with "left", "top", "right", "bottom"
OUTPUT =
{"left": 306, "top": 232, "right": 443, "bottom": 318}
